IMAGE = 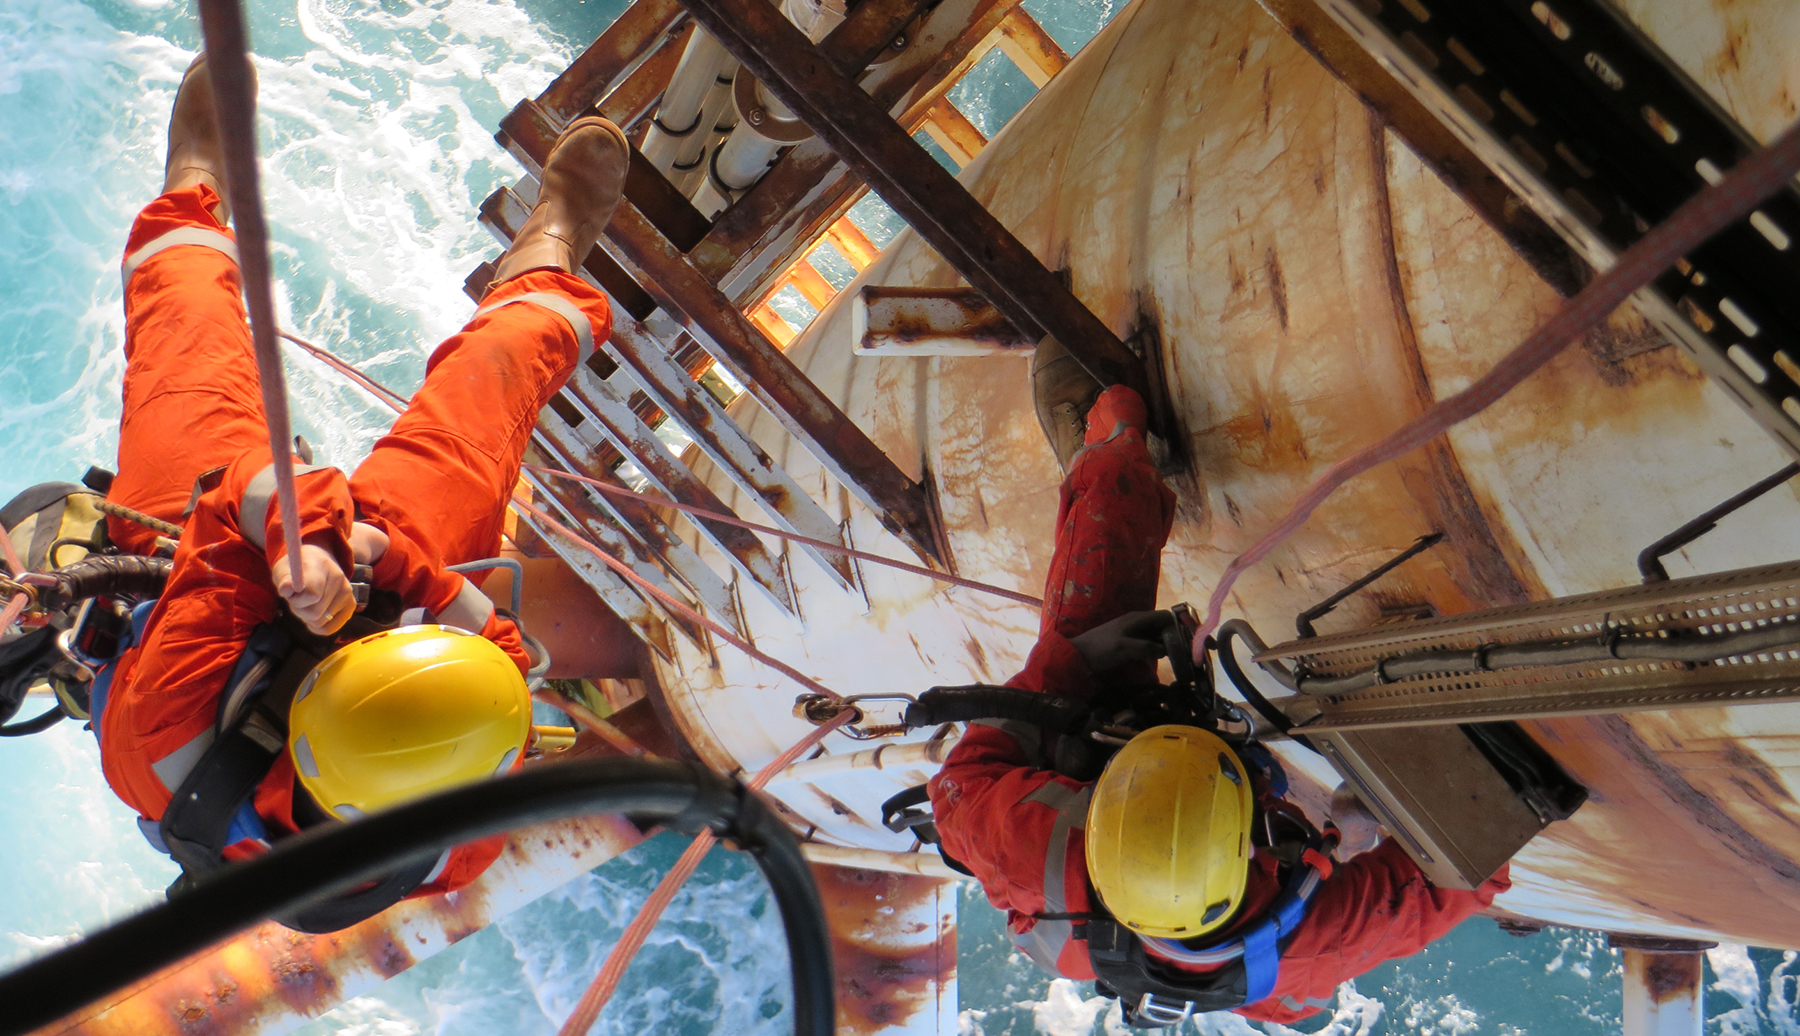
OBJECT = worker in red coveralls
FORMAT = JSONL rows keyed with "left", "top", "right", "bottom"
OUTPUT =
{"left": 90, "top": 53, "right": 629, "bottom": 930}
{"left": 926, "top": 340, "right": 1510, "bottom": 1027}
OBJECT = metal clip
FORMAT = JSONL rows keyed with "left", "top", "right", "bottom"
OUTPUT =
{"left": 792, "top": 693, "right": 917, "bottom": 740}
{"left": 1134, "top": 993, "right": 1195, "bottom": 1027}
{"left": 839, "top": 693, "right": 917, "bottom": 740}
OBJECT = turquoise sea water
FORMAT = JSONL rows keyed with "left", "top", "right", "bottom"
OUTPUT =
{"left": 1, "top": 0, "right": 1797, "bottom": 1033}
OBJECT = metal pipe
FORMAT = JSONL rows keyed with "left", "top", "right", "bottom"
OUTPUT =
{"left": 769, "top": 736, "right": 953, "bottom": 783}
{"left": 640, "top": 29, "right": 734, "bottom": 171}
{"left": 1617, "top": 941, "right": 1709, "bottom": 1036}
{"left": 667, "top": 64, "right": 740, "bottom": 194}
{"left": 801, "top": 841, "right": 967, "bottom": 880}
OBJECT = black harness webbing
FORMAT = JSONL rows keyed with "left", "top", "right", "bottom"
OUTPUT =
{"left": 159, "top": 622, "right": 436, "bottom": 933}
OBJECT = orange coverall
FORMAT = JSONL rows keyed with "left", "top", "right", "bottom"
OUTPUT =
{"left": 927, "top": 426, "right": 1508, "bottom": 1022}
{"left": 99, "top": 183, "right": 611, "bottom": 893}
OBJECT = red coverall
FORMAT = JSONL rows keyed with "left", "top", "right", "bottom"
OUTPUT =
{"left": 98, "top": 183, "right": 610, "bottom": 893}
{"left": 926, "top": 424, "right": 1509, "bottom": 1023}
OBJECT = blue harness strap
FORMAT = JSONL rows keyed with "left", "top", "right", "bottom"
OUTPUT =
{"left": 1238, "top": 862, "right": 1317, "bottom": 1003}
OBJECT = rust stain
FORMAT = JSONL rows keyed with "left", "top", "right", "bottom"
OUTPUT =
{"left": 810, "top": 865, "right": 956, "bottom": 1036}
{"left": 1263, "top": 246, "right": 1289, "bottom": 331}
{"left": 1368, "top": 110, "right": 1542, "bottom": 610}
{"left": 1642, "top": 950, "right": 1704, "bottom": 1003}
{"left": 44, "top": 816, "right": 644, "bottom": 1035}
{"left": 1519, "top": 713, "right": 1800, "bottom": 948}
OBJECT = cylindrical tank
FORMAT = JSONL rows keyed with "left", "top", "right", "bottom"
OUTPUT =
{"left": 650, "top": 0, "right": 1800, "bottom": 948}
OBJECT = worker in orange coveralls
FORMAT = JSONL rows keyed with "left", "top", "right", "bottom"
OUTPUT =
{"left": 90, "top": 53, "right": 629, "bottom": 931}
{"left": 925, "top": 343, "right": 1510, "bottom": 1027}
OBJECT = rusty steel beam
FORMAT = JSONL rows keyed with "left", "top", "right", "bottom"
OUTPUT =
{"left": 599, "top": 200, "right": 945, "bottom": 564}
{"left": 561, "top": 363, "right": 799, "bottom": 615}
{"left": 537, "top": 0, "right": 687, "bottom": 121}
{"left": 695, "top": 0, "right": 1021, "bottom": 298}
{"left": 604, "top": 322, "right": 857, "bottom": 587}
{"left": 853, "top": 285, "right": 1032, "bottom": 355}
{"left": 676, "top": 0, "right": 1141, "bottom": 391}
{"left": 1252, "top": 0, "right": 1586, "bottom": 296}
{"left": 529, "top": 422, "right": 739, "bottom": 641}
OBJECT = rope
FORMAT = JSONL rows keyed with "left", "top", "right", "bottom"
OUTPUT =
{"left": 1, "top": 518, "right": 30, "bottom": 634}
{"left": 533, "top": 688, "right": 654, "bottom": 758}
{"left": 524, "top": 464, "right": 1043, "bottom": 607}
{"left": 1195, "top": 117, "right": 1800, "bottom": 650}
{"left": 556, "top": 708, "right": 856, "bottom": 1036}
{"left": 195, "top": 1, "right": 305, "bottom": 585}
{"left": 274, "top": 328, "right": 1043, "bottom": 610}
{"left": 281, "top": 330, "right": 409, "bottom": 413}
{"left": 94, "top": 499, "right": 184, "bottom": 539}
{"left": 512, "top": 495, "right": 845, "bottom": 703}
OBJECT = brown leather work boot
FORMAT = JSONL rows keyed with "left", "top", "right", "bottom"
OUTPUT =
{"left": 164, "top": 53, "right": 244, "bottom": 223}
{"left": 493, "top": 117, "right": 631, "bottom": 284}
{"left": 1031, "top": 333, "right": 1105, "bottom": 472}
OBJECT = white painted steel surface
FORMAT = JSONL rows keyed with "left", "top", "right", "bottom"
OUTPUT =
{"left": 644, "top": 0, "right": 1800, "bottom": 950}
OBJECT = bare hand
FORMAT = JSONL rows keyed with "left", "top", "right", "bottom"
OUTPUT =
{"left": 350, "top": 521, "right": 390, "bottom": 566}
{"left": 272, "top": 543, "right": 355, "bottom": 635}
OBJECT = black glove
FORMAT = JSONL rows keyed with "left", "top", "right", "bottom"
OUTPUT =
{"left": 1069, "top": 610, "right": 1175, "bottom": 673}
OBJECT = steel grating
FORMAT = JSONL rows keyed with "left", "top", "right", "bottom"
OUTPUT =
{"left": 1261, "top": 561, "right": 1800, "bottom": 730}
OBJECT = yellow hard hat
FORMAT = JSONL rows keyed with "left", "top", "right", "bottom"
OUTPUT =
{"left": 1085, "top": 725, "right": 1256, "bottom": 939}
{"left": 288, "top": 625, "right": 531, "bottom": 820}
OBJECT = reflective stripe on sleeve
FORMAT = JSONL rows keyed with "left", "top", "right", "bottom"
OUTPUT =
{"left": 239, "top": 462, "right": 327, "bottom": 548}
{"left": 473, "top": 291, "right": 596, "bottom": 364}
{"left": 435, "top": 576, "right": 495, "bottom": 634}
{"left": 1012, "top": 780, "right": 1092, "bottom": 974}
{"left": 122, "top": 227, "right": 241, "bottom": 288}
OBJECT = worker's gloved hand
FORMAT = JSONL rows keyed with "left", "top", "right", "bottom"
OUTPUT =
{"left": 273, "top": 542, "right": 356, "bottom": 636}
{"left": 1070, "top": 609, "right": 1174, "bottom": 673}
{"left": 350, "top": 521, "right": 389, "bottom": 565}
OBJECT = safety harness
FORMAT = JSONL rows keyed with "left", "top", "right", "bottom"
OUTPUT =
{"left": 884, "top": 674, "right": 1338, "bottom": 1028}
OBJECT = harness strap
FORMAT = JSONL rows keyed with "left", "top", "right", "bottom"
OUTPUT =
{"left": 474, "top": 291, "right": 596, "bottom": 364}
{"left": 121, "top": 227, "right": 241, "bottom": 287}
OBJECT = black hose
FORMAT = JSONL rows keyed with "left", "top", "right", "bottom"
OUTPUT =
{"left": 903, "top": 685, "right": 1090, "bottom": 733}
{"left": 1214, "top": 621, "right": 1318, "bottom": 754}
{"left": 0, "top": 759, "right": 834, "bottom": 1036}
{"left": 0, "top": 702, "right": 65, "bottom": 737}
{"left": 39, "top": 554, "right": 173, "bottom": 611}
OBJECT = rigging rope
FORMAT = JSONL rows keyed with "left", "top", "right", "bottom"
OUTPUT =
{"left": 0, "top": 528, "right": 29, "bottom": 635}
{"left": 512, "top": 495, "right": 846, "bottom": 704}
{"left": 532, "top": 688, "right": 653, "bottom": 758}
{"left": 523, "top": 464, "right": 1043, "bottom": 607}
{"left": 280, "top": 328, "right": 1043, "bottom": 608}
{"left": 1195, "top": 117, "right": 1800, "bottom": 652}
{"left": 196, "top": 0, "right": 305, "bottom": 585}
{"left": 556, "top": 708, "right": 856, "bottom": 1036}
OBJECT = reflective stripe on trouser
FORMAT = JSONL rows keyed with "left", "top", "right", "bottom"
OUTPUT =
{"left": 110, "top": 183, "right": 267, "bottom": 557}
{"left": 1013, "top": 780, "right": 1093, "bottom": 975}
{"left": 348, "top": 269, "right": 610, "bottom": 570}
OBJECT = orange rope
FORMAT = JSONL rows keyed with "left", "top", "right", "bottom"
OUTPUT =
{"left": 1195, "top": 116, "right": 1800, "bottom": 649}
{"left": 512, "top": 494, "right": 848, "bottom": 704}
{"left": 533, "top": 688, "right": 654, "bottom": 758}
{"left": 273, "top": 328, "right": 1043, "bottom": 610}
{"left": 1, "top": 521, "right": 31, "bottom": 633}
{"left": 556, "top": 709, "right": 855, "bottom": 1036}
{"left": 523, "top": 464, "right": 1043, "bottom": 608}
{"left": 280, "top": 330, "right": 409, "bottom": 413}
